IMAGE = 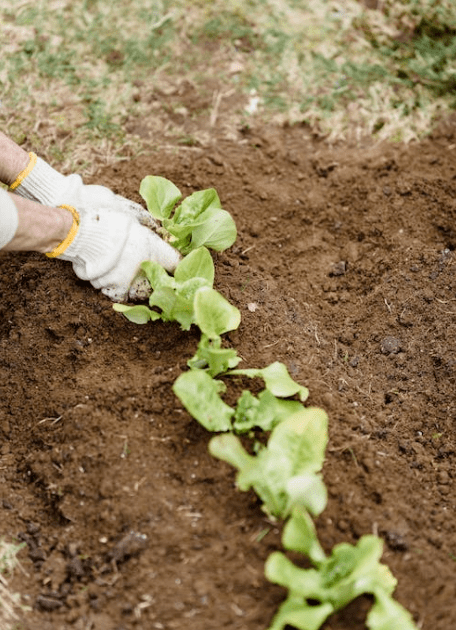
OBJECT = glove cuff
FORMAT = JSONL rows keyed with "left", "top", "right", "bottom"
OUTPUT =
{"left": 9, "top": 153, "right": 70, "bottom": 205}
{"left": 45, "top": 205, "right": 80, "bottom": 258}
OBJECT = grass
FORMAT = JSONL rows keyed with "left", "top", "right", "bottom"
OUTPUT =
{"left": 1, "top": 0, "right": 456, "bottom": 174}
{"left": 0, "top": 538, "right": 27, "bottom": 629}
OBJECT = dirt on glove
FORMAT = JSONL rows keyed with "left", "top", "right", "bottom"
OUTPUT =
{"left": 1, "top": 120, "right": 455, "bottom": 630}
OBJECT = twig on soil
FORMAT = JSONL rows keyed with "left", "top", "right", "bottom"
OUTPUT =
{"left": 262, "top": 339, "right": 281, "bottom": 349}
{"left": 384, "top": 298, "right": 393, "bottom": 313}
{"left": 134, "top": 594, "right": 154, "bottom": 619}
{"left": 37, "top": 415, "right": 63, "bottom": 425}
{"left": 210, "top": 89, "right": 235, "bottom": 127}
{"left": 158, "top": 145, "right": 203, "bottom": 152}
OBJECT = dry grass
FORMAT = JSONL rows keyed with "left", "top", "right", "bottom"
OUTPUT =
{"left": 0, "top": 538, "right": 28, "bottom": 629}
{"left": 0, "top": 1, "right": 455, "bottom": 169}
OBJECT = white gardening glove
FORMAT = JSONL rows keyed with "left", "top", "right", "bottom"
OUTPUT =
{"left": 11, "top": 152, "right": 158, "bottom": 230}
{"left": 10, "top": 153, "right": 180, "bottom": 301}
{"left": 46, "top": 202, "right": 179, "bottom": 302}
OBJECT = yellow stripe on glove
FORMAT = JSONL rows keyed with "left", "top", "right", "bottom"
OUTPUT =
{"left": 45, "top": 205, "right": 80, "bottom": 258}
{"left": 9, "top": 152, "right": 37, "bottom": 190}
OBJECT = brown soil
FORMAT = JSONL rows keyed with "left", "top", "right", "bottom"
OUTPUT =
{"left": 1, "top": 120, "right": 456, "bottom": 630}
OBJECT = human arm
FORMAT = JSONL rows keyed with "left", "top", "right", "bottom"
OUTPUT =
{"left": 0, "top": 133, "right": 180, "bottom": 301}
{"left": 1, "top": 191, "right": 73, "bottom": 253}
{"left": 0, "top": 132, "right": 29, "bottom": 187}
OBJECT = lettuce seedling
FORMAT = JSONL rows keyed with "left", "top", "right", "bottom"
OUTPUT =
{"left": 185, "top": 286, "right": 242, "bottom": 376}
{"left": 193, "top": 287, "right": 241, "bottom": 338}
{"left": 140, "top": 176, "right": 237, "bottom": 254}
{"left": 228, "top": 362, "right": 309, "bottom": 402}
{"left": 265, "top": 511, "right": 418, "bottom": 630}
{"left": 114, "top": 247, "right": 241, "bottom": 336}
{"left": 233, "top": 389, "right": 303, "bottom": 433}
{"left": 173, "top": 367, "right": 308, "bottom": 433}
{"left": 187, "top": 335, "right": 241, "bottom": 377}
{"left": 209, "top": 407, "right": 328, "bottom": 518}
{"left": 114, "top": 247, "right": 214, "bottom": 329}
{"left": 173, "top": 369, "right": 233, "bottom": 432}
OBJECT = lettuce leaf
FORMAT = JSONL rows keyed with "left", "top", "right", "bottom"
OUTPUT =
{"left": 139, "top": 175, "right": 182, "bottom": 221}
{"left": 194, "top": 287, "right": 241, "bottom": 338}
{"left": 228, "top": 361, "right": 309, "bottom": 402}
{"left": 187, "top": 334, "right": 241, "bottom": 377}
{"left": 209, "top": 407, "right": 328, "bottom": 518}
{"left": 173, "top": 369, "right": 233, "bottom": 432}
{"left": 233, "top": 389, "right": 304, "bottom": 433}
{"left": 265, "top": 524, "right": 418, "bottom": 630}
{"left": 139, "top": 176, "right": 236, "bottom": 254}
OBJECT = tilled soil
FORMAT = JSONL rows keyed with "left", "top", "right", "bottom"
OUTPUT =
{"left": 1, "top": 122, "right": 455, "bottom": 630}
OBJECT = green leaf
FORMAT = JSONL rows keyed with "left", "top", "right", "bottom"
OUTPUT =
{"left": 268, "top": 408, "right": 328, "bottom": 475}
{"left": 266, "top": 595, "right": 333, "bottom": 630}
{"left": 232, "top": 390, "right": 260, "bottom": 433}
{"left": 187, "top": 334, "right": 241, "bottom": 377}
{"left": 228, "top": 361, "right": 309, "bottom": 401}
{"left": 265, "top": 554, "right": 334, "bottom": 630}
{"left": 194, "top": 287, "right": 241, "bottom": 338}
{"left": 162, "top": 218, "right": 194, "bottom": 249}
{"left": 265, "top": 552, "right": 324, "bottom": 601}
{"left": 149, "top": 286, "right": 194, "bottom": 330}
{"left": 141, "top": 260, "right": 174, "bottom": 291}
{"left": 367, "top": 589, "right": 418, "bottom": 630}
{"left": 173, "top": 370, "right": 233, "bottom": 432}
{"left": 112, "top": 304, "right": 159, "bottom": 324}
{"left": 173, "top": 188, "right": 221, "bottom": 224}
{"left": 282, "top": 508, "right": 326, "bottom": 565}
{"left": 209, "top": 433, "right": 255, "bottom": 471}
{"left": 174, "top": 247, "right": 215, "bottom": 285}
{"left": 233, "top": 389, "right": 304, "bottom": 434}
{"left": 176, "top": 277, "right": 212, "bottom": 302}
{"left": 189, "top": 207, "right": 237, "bottom": 251}
{"left": 209, "top": 408, "right": 328, "bottom": 518}
{"left": 286, "top": 474, "right": 327, "bottom": 516}
{"left": 139, "top": 175, "right": 182, "bottom": 220}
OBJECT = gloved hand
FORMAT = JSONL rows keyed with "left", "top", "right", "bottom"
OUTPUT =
{"left": 10, "top": 152, "right": 180, "bottom": 301}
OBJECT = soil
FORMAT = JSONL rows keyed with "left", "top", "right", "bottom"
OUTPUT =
{"left": 1, "top": 119, "right": 456, "bottom": 630}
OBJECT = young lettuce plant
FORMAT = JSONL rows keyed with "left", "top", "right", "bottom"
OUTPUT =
{"left": 114, "top": 246, "right": 240, "bottom": 332}
{"left": 173, "top": 361, "right": 310, "bottom": 434}
{"left": 140, "top": 176, "right": 237, "bottom": 254}
{"left": 208, "top": 407, "right": 328, "bottom": 519}
{"left": 186, "top": 285, "right": 242, "bottom": 376}
{"left": 265, "top": 508, "right": 418, "bottom": 630}
{"left": 227, "top": 362, "right": 309, "bottom": 402}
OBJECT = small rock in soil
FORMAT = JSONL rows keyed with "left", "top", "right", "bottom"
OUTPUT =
{"left": 330, "top": 261, "right": 347, "bottom": 276}
{"left": 67, "top": 555, "right": 85, "bottom": 578}
{"left": 29, "top": 547, "right": 47, "bottom": 563}
{"left": 383, "top": 531, "right": 409, "bottom": 552}
{"left": 380, "top": 336, "right": 402, "bottom": 355}
{"left": 107, "top": 530, "right": 148, "bottom": 564}
{"left": 36, "top": 595, "right": 63, "bottom": 611}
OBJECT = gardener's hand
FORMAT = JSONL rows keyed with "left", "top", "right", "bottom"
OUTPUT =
{"left": 10, "top": 152, "right": 180, "bottom": 301}
{"left": 10, "top": 151, "right": 158, "bottom": 231}
{"left": 46, "top": 202, "right": 179, "bottom": 302}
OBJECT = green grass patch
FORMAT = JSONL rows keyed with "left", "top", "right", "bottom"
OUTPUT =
{"left": 1, "top": 0, "right": 456, "bottom": 172}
